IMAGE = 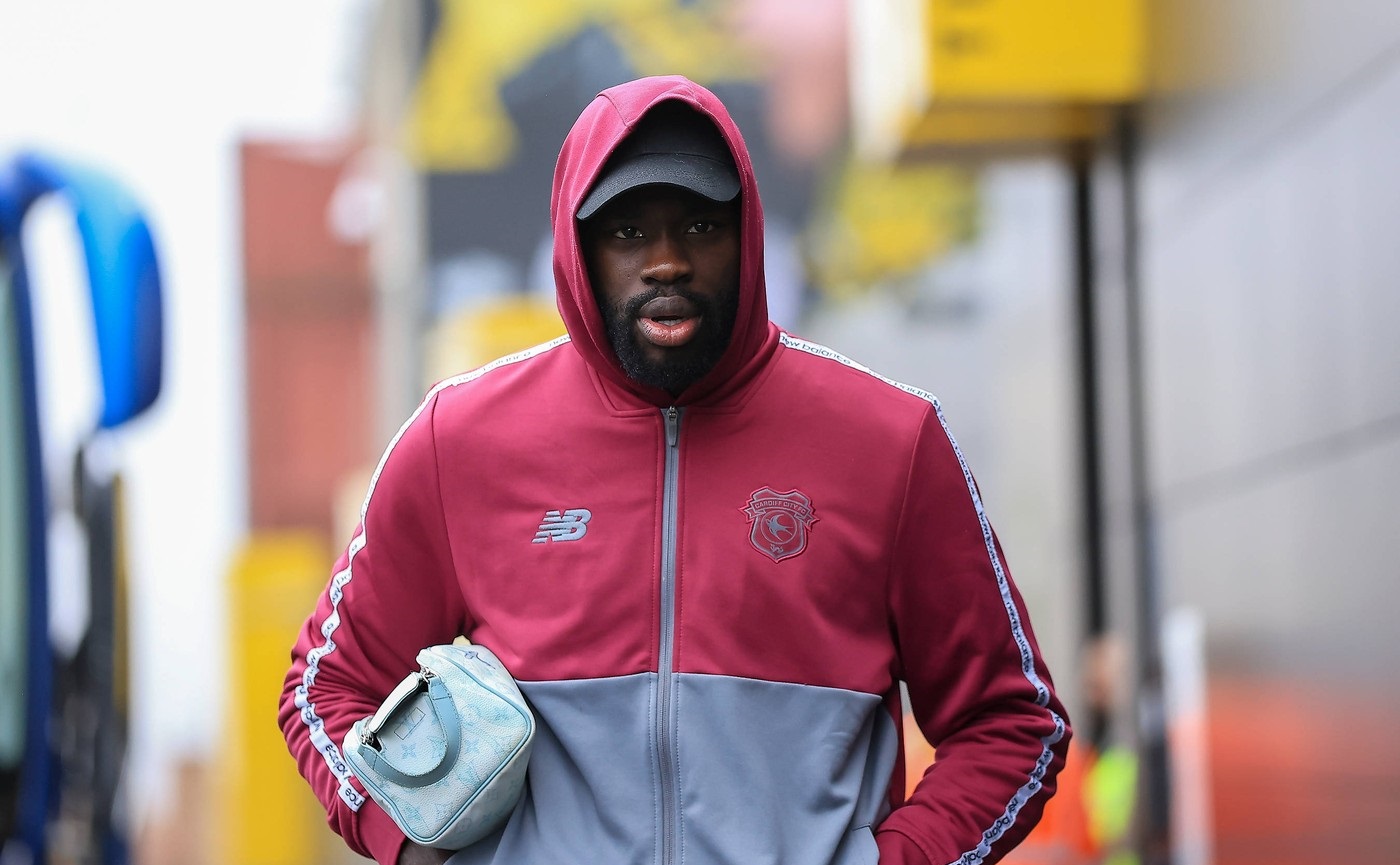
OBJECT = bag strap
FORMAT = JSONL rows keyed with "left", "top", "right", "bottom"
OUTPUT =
{"left": 358, "top": 670, "right": 462, "bottom": 787}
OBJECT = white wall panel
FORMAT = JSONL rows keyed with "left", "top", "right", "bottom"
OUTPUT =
{"left": 1142, "top": 0, "right": 1400, "bottom": 233}
{"left": 1143, "top": 59, "right": 1400, "bottom": 493}
{"left": 1135, "top": 0, "right": 1400, "bottom": 688}
{"left": 1160, "top": 436, "right": 1400, "bottom": 677}
{"left": 1142, "top": 10, "right": 1400, "bottom": 495}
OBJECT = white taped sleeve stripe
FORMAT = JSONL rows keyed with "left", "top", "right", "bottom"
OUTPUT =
{"left": 292, "top": 335, "right": 571, "bottom": 810}
{"left": 778, "top": 333, "right": 1066, "bottom": 865}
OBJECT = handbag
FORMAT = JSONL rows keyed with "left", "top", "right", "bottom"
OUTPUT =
{"left": 342, "top": 643, "right": 535, "bottom": 849}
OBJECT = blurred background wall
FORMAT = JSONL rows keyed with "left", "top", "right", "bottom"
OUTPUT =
{"left": 1, "top": 1, "right": 1398, "bottom": 864}
{"left": 1115, "top": 3, "right": 1400, "bottom": 862}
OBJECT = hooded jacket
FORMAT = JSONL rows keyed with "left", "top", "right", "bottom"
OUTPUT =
{"left": 280, "top": 76, "right": 1070, "bottom": 865}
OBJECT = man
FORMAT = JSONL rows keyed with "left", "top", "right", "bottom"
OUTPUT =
{"left": 280, "top": 75, "right": 1070, "bottom": 865}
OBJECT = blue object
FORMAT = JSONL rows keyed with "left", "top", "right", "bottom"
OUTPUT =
{"left": 1, "top": 153, "right": 163, "bottom": 428}
{"left": 0, "top": 152, "right": 163, "bottom": 865}
{"left": 0, "top": 162, "right": 54, "bottom": 865}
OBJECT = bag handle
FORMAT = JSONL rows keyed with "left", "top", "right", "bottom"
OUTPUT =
{"left": 358, "top": 670, "right": 462, "bottom": 787}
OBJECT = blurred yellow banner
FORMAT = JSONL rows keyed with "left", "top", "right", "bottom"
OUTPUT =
{"left": 219, "top": 533, "right": 333, "bottom": 865}
{"left": 926, "top": 0, "right": 1144, "bottom": 102}
{"left": 853, "top": 0, "right": 1144, "bottom": 153}
{"left": 906, "top": 102, "right": 1113, "bottom": 148}
{"left": 807, "top": 161, "right": 976, "bottom": 298}
{"left": 423, "top": 296, "right": 566, "bottom": 387}
{"left": 409, "top": 0, "right": 756, "bottom": 171}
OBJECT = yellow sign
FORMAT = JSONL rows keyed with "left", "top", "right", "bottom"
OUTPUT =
{"left": 863, "top": 0, "right": 1145, "bottom": 151}
{"left": 423, "top": 296, "right": 566, "bottom": 386}
{"left": 807, "top": 161, "right": 976, "bottom": 299}
{"left": 409, "top": 0, "right": 756, "bottom": 171}
{"left": 218, "top": 533, "right": 334, "bottom": 865}
{"left": 926, "top": 0, "right": 1144, "bottom": 102}
{"left": 906, "top": 102, "right": 1112, "bottom": 150}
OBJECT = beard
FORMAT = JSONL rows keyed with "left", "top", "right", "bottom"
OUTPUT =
{"left": 600, "top": 284, "right": 739, "bottom": 396}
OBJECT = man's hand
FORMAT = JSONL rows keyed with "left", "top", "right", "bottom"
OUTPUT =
{"left": 397, "top": 842, "right": 454, "bottom": 865}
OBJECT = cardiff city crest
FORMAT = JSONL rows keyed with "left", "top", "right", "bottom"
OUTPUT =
{"left": 742, "top": 487, "right": 818, "bottom": 563}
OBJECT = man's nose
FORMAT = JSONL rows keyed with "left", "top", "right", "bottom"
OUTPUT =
{"left": 641, "top": 233, "right": 692, "bottom": 286}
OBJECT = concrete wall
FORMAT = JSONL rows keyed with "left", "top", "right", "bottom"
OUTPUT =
{"left": 1133, "top": 0, "right": 1400, "bottom": 679}
{"left": 1104, "top": 5, "right": 1400, "bottom": 860}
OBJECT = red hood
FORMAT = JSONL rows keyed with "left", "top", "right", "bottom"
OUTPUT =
{"left": 551, "top": 76, "right": 776, "bottom": 407}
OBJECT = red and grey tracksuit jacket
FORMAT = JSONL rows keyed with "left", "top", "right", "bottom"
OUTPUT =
{"left": 279, "top": 75, "right": 1070, "bottom": 865}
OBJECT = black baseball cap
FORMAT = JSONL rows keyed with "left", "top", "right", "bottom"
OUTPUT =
{"left": 576, "top": 102, "right": 741, "bottom": 220}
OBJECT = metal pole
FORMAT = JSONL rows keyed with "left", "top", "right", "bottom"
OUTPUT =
{"left": 1115, "top": 106, "right": 1173, "bottom": 865}
{"left": 1069, "top": 139, "right": 1110, "bottom": 751}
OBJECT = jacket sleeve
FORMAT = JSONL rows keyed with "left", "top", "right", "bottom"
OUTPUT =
{"left": 278, "top": 390, "right": 469, "bottom": 865}
{"left": 875, "top": 401, "right": 1072, "bottom": 865}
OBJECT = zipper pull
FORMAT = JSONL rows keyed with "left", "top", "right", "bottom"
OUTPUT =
{"left": 665, "top": 406, "right": 680, "bottom": 448}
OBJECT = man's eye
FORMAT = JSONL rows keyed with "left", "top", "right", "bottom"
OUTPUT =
{"left": 612, "top": 226, "right": 643, "bottom": 239}
{"left": 687, "top": 221, "right": 717, "bottom": 234}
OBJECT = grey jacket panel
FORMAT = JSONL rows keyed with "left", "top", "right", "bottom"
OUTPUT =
{"left": 447, "top": 672, "right": 897, "bottom": 865}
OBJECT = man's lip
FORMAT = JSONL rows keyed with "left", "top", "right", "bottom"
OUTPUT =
{"left": 637, "top": 295, "right": 699, "bottom": 322}
{"left": 637, "top": 316, "right": 701, "bottom": 348}
{"left": 634, "top": 295, "right": 702, "bottom": 348}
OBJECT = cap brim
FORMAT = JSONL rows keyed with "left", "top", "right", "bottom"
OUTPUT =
{"left": 577, "top": 152, "right": 740, "bottom": 220}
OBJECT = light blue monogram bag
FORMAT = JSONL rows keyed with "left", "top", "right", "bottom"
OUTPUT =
{"left": 343, "top": 644, "right": 535, "bottom": 849}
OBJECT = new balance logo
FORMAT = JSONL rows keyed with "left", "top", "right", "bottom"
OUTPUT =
{"left": 532, "top": 508, "right": 592, "bottom": 543}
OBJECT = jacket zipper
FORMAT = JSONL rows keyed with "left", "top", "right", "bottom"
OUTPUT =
{"left": 657, "top": 405, "right": 683, "bottom": 865}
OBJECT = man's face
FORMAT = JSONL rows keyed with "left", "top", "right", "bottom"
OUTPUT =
{"left": 582, "top": 184, "right": 741, "bottom": 396}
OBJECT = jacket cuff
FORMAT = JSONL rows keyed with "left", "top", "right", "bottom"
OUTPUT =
{"left": 875, "top": 827, "right": 931, "bottom": 865}
{"left": 359, "top": 800, "right": 409, "bottom": 865}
